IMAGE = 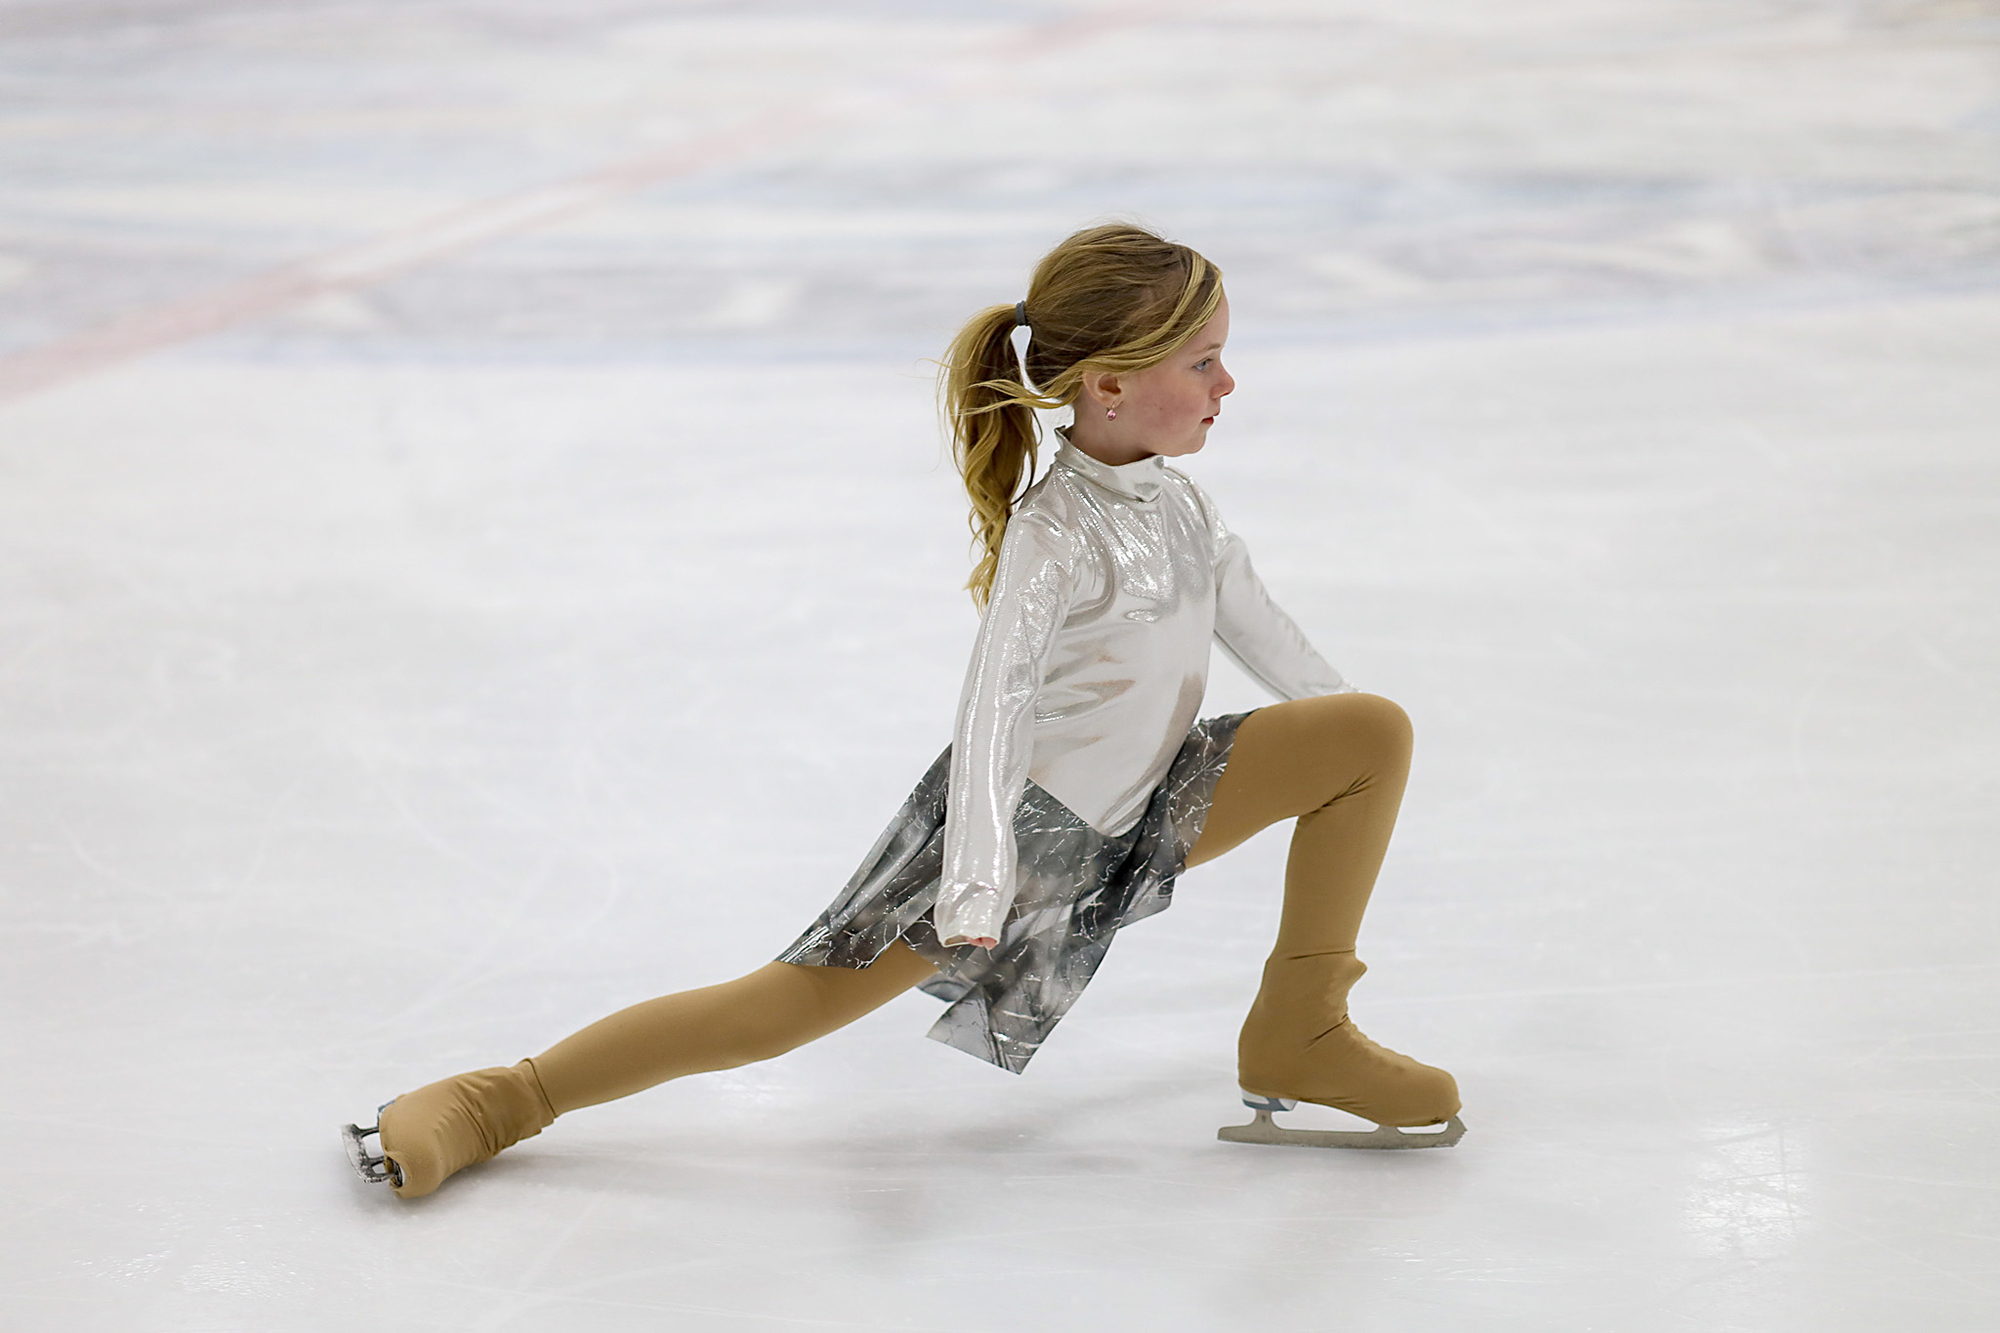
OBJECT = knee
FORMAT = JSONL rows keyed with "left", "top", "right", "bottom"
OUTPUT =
{"left": 724, "top": 998, "right": 820, "bottom": 1065}
{"left": 723, "top": 962, "right": 891, "bottom": 1065}
{"left": 708, "top": 965, "right": 829, "bottom": 1065}
{"left": 728, "top": 1020, "right": 806, "bottom": 1067}
{"left": 1322, "top": 691, "right": 1412, "bottom": 762}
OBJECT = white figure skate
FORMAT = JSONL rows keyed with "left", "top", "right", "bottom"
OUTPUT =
{"left": 1218, "top": 1091, "right": 1466, "bottom": 1149}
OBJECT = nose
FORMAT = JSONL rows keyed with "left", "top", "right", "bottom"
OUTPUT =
{"left": 1215, "top": 363, "right": 1235, "bottom": 399}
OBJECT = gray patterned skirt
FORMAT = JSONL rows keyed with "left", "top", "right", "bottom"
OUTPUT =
{"left": 777, "top": 713, "right": 1247, "bottom": 1074}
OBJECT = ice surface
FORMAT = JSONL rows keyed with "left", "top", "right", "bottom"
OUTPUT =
{"left": 1, "top": 2, "right": 1996, "bottom": 1329}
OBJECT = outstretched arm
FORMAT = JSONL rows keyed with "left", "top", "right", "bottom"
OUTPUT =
{"left": 935, "top": 510, "right": 1075, "bottom": 949}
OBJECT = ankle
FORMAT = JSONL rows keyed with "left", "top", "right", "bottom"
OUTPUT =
{"left": 1257, "top": 948, "right": 1366, "bottom": 994}
{"left": 518, "top": 1058, "right": 559, "bottom": 1123}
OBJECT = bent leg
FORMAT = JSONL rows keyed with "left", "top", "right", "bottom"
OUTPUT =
{"left": 1187, "top": 691, "right": 1413, "bottom": 956}
{"left": 1185, "top": 693, "right": 1457, "bottom": 1127}
{"left": 531, "top": 942, "right": 938, "bottom": 1114}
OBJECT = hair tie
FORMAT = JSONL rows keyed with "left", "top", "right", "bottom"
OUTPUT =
{"left": 1014, "top": 300, "right": 1028, "bottom": 329}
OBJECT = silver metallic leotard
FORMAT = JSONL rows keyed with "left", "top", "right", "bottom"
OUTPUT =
{"left": 934, "top": 435, "right": 1353, "bottom": 946}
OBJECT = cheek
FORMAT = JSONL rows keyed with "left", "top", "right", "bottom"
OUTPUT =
{"left": 1132, "top": 380, "right": 1209, "bottom": 426}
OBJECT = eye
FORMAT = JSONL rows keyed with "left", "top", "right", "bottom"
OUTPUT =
{"left": 1194, "top": 358, "right": 1212, "bottom": 371}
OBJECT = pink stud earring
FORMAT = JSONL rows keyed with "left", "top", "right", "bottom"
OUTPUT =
{"left": 1105, "top": 406, "right": 1117, "bottom": 420}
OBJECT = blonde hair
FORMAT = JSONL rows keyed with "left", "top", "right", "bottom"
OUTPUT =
{"left": 941, "top": 223, "right": 1224, "bottom": 608}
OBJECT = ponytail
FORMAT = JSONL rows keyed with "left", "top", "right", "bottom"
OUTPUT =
{"left": 941, "top": 224, "right": 1224, "bottom": 608}
{"left": 943, "top": 304, "right": 1057, "bottom": 609}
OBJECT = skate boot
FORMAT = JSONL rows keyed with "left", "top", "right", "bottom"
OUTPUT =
{"left": 1220, "top": 951, "right": 1465, "bottom": 1149}
{"left": 341, "top": 1060, "right": 556, "bottom": 1198}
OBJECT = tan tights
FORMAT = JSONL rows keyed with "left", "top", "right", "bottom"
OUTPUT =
{"left": 532, "top": 944, "right": 936, "bottom": 1114}
{"left": 1193, "top": 694, "right": 1456, "bottom": 1123}
{"left": 1185, "top": 690, "right": 1412, "bottom": 951}
{"left": 379, "top": 692, "right": 1454, "bottom": 1196}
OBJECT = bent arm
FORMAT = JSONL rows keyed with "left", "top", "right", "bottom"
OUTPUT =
{"left": 935, "top": 511, "right": 1074, "bottom": 948}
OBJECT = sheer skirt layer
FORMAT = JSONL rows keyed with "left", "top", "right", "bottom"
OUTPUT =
{"left": 778, "top": 713, "right": 1248, "bottom": 1073}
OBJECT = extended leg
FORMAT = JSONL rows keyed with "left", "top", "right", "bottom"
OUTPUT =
{"left": 1188, "top": 693, "right": 1462, "bottom": 1146}
{"left": 367, "top": 942, "right": 937, "bottom": 1197}
{"left": 530, "top": 943, "right": 937, "bottom": 1113}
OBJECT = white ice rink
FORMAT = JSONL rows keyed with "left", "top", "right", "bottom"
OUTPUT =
{"left": 3, "top": 2, "right": 1997, "bottom": 1329}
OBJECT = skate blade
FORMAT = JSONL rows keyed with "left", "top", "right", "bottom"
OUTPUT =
{"left": 340, "top": 1121, "right": 403, "bottom": 1186}
{"left": 1217, "top": 1107, "right": 1466, "bottom": 1150}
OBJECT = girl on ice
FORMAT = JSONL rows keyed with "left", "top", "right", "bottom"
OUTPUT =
{"left": 345, "top": 223, "right": 1463, "bottom": 1199}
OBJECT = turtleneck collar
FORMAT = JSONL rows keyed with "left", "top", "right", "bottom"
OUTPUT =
{"left": 1052, "top": 429, "right": 1165, "bottom": 503}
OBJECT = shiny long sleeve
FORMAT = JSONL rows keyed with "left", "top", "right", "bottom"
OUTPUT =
{"left": 935, "top": 510, "right": 1077, "bottom": 947}
{"left": 1205, "top": 498, "right": 1354, "bottom": 701}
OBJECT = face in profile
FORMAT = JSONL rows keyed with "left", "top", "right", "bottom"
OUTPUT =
{"left": 1084, "top": 292, "right": 1235, "bottom": 463}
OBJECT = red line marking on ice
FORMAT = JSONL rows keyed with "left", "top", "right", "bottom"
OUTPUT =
{"left": 0, "top": 3, "right": 1153, "bottom": 405}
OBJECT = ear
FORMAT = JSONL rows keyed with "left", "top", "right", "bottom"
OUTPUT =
{"left": 1079, "top": 368, "right": 1123, "bottom": 409}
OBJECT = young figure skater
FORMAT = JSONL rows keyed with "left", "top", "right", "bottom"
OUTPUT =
{"left": 343, "top": 224, "right": 1463, "bottom": 1199}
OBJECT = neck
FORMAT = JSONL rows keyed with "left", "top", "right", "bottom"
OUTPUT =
{"left": 1063, "top": 417, "right": 1156, "bottom": 467}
